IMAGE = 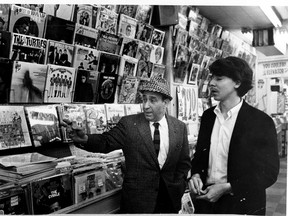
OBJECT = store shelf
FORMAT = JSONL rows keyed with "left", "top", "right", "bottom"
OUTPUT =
{"left": 52, "top": 188, "right": 121, "bottom": 214}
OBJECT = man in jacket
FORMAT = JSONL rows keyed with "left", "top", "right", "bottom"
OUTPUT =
{"left": 65, "top": 76, "right": 191, "bottom": 213}
{"left": 189, "top": 56, "right": 279, "bottom": 215}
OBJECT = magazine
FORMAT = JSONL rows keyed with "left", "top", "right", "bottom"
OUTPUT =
{"left": 10, "top": 33, "right": 47, "bottom": 64}
{"left": 124, "top": 104, "right": 142, "bottom": 115}
{"left": 96, "top": 73, "right": 118, "bottom": 104}
{"left": 97, "top": 52, "right": 121, "bottom": 74}
{"left": 117, "top": 5, "right": 137, "bottom": 18}
{"left": 95, "top": 7, "right": 118, "bottom": 35}
{"left": 72, "top": 4, "right": 98, "bottom": 28}
{"left": 118, "top": 76, "right": 139, "bottom": 104}
{"left": 0, "top": 106, "right": 32, "bottom": 150}
{"left": 174, "top": 44, "right": 190, "bottom": 83}
{"left": 96, "top": 31, "right": 121, "bottom": 54}
{"left": 149, "top": 44, "right": 164, "bottom": 64}
{"left": 174, "top": 26, "right": 188, "bottom": 47}
{"left": 105, "top": 103, "right": 125, "bottom": 129}
{"left": 72, "top": 45, "right": 100, "bottom": 72}
{"left": 101, "top": 5, "right": 119, "bottom": 13}
{"left": 0, "top": 59, "right": 13, "bottom": 103}
{"left": 44, "top": 64, "right": 76, "bottom": 103}
{"left": 0, "top": 4, "right": 10, "bottom": 31}
{"left": 135, "top": 23, "right": 154, "bottom": 42}
{"left": 118, "top": 13, "right": 137, "bottom": 39}
{"left": 135, "top": 5, "right": 152, "bottom": 24}
{"left": 136, "top": 59, "right": 153, "bottom": 80}
{"left": 151, "top": 63, "right": 166, "bottom": 78}
{"left": 45, "top": 40, "right": 74, "bottom": 67}
{"left": 9, "top": 4, "right": 47, "bottom": 38}
{"left": 42, "top": 4, "right": 74, "bottom": 21}
{"left": 118, "top": 55, "right": 138, "bottom": 79}
{"left": 187, "top": 63, "right": 200, "bottom": 85}
{"left": 84, "top": 104, "right": 107, "bottom": 134}
{"left": 119, "top": 37, "right": 138, "bottom": 58}
{"left": 25, "top": 105, "right": 61, "bottom": 147}
{"left": 74, "top": 23, "right": 99, "bottom": 49}
{"left": 9, "top": 61, "right": 48, "bottom": 103}
{"left": 150, "top": 28, "right": 165, "bottom": 46}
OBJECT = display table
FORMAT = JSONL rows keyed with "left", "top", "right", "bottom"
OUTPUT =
{"left": 53, "top": 188, "right": 121, "bottom": 214}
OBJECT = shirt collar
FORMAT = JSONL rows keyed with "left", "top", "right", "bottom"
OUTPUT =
{"left": 214, "top": 99, "right": 243, "bottom": 119}
{"left": 149, "top": 115, "right": 167, "bottom": 127}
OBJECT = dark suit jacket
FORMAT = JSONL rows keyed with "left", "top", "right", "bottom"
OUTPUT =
{"left": 191, "top": 101, "right": 279, "bottom": 214}
{"left": 84, "top": 113, "right": 191, "bottom": 213}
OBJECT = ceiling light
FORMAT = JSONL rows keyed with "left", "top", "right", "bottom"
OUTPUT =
{"left": 260, "top": 6, "right": 282, "bottom": 28}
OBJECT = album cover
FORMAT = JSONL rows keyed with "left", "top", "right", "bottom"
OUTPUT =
{"left": 97, "top": 52, "right": 121, "bottom": 74}
{"left": 136, "top": 41, "right": 153, "bottom": 61}
{"left": 73, "top": 170, "right": 106, "bottom": 204}
{"left": 118, "top": 38, "right": 137, "bottom": 58}
{"left": 96, "top": 31, "right": 121, "bottom": 54}
{"left": 9, "top": 61, "right": 48, "bottom": 103}
{"left": 44, "top": 15, "right": 75, "bottom": 44}
{"left": 150, "top": 28, "right": 165, "bottom": 46}
{"left": 117, "top": 5, "right": 137, "bottom": 18}
{"left": 72, "top": 45, "right": 100, "bottom": 72}
{"left": 44, "top": 64, "right": 76, "bottom": 103}
{"left": 72, "top": 4, "right": 98, "bottom": 28}
{"left": 30, "top": 173, "right": 73, "bottom": 214}
{"left": 178, "top": 13, "right": 188, "bottom": 30}
{"left": 74, "top": 23, "right": 99, "bottom": 49}
{"left": 0, "top": 4, "right": 10, "bottom": 31}
{"left": 95, "top": 7, "right": 118, "bottom": 35}
{"left": 46, "top": 40, "right": 74, "bottom": 67}
{"left": 125, "top": 104, "right": 142, "bottom": 115}
{"left": 0, "top": 185, "right": 28, "bottom": 215}
{"left": 16, "top": 4, "right": 44, "bottom": 12}
{"left": 9, "top": 4, "right": 46, "bottom": 38}
{"left": 136, "top": 59, "right": 153, "bottom": 80}
{"left": 105, "top": 103, "right": 125, "bottom": 129}
{"left": 0, "top": 30, "right": 12, "bottom": 59}
{"left": 174, "top": 26, "right": 188, "bottom": 47}
{"left": 189, "top": 35, "right": 200, "bottom": 51}
{"left": 118, "top": 76, "right": 139, "bottom": 104}
{"left": 96, "top": 73, "right": 118, "bottom": 104}
{"left": 135, "top": 23, "right": 154, "bottom": 42}
{"left": 200, "top": 55, "right": 210, "bottom": 69}
{"left": 151, "top": 63, "right": 166, "bottom": 79}
{"left": 25, "top": 105, "right": 61, "bottom": 147}
{"left": 57, "top": 103, "right": 87, "bottom": 142}
{"left": 188, "top": 20, "right": 199, "bottom": 37}
{"left": 101, "top": 5, "right": 119, "bottom": 13}
{"left": 73, "top": 69, "right": 99, "bottom": 103}
{"left": 135, "top": 5, "right": 152, "bottom": 24}
{"left": 174, "top": 44, "right": 190, "bottom": 83}
{"left": 187, "top": 63, "right": 200, "bottom": 85}
{"left": 118, "top": 13, "right": 137, "bottom": 39}
{"left": 0, "top": 105, "right": 32, "bottom": 150}
{"left": 118, "top": 55, "right": 138, "bottom": 79}
{"left": 150, "top": 45, "right": 164, "bottom": 64}
{"left": 0, "top": 59, "right": 13, "bottom": 104}
{"left": 43, "top": 4, "right": 74, "bottom": 21}
{"left": 84, "top": 104, "right": 107, "bottom": 134}
{"left": 10, "top": 33, "right": 47, "bottom": 64}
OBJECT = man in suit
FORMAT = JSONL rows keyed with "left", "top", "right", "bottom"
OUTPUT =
{"left": 189, "top": 56, "right": 279, "bottom": 215}
{"left": 64, "top": 76, "right": 191, "bottom": 213}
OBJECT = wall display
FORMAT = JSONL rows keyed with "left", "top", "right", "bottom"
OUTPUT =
{"left": 95, "top": 7, "right": 118, "bottom": 35}
{"left": 151, "top": 63, "right": 165, "bottom": 78}
{"left": 9, "top": 61, "right": 48, "bottom": 103}
{"left": 149, "top": 44, "right": 164, "bottom": 64}
{"left": 97, "top": 52, "right": 120, "bottom": 74}
{"left": 117, "top": 5, "right": 137, "bottom": 18}
{"left": 124, "top": 104, "right": 142, "bottom": 115}
{"left": 0, "top": 4, "right": 10, "bottom": 31}
{"left": 25, "top": 105, "right": 61, "bottom": 147}
{"left": 73, "top": 69, "right": 99, "bottom": 103}
{"left": 96, "top": 31, "right": 121, "bottom": 54}
{"left": 118, "top": 55, "right": 138, "bottom": 79}
{"left": 84, "top": 104, "right": 107, "bottom": 134}
{"left": 96, "top": 73, "right": 118, "bottom": 104}
{"left": 135, "top": 22, "right": 153, "bottom": 42}
{"left": 30, "top": 173, "right": 73, "bottom": 214}
{"left": 0, "top": 59, "right": 13, "bottom": 103}
{"left": 10, "top": 33, "right": 47, "bottom": 64}
{"left": 105, "top": 103, "right": 125, "bottom": 129}
{"left": 73, "top": 4, "right": 98, "bottom": 28}
{"left": 46, "top": 40, "right": 74, "bottom": 67}
{"left": 118, "top": 76, "right": 139, "bottom": 104}
{"left": 118, "top": 13, "right": 137, "bottom": 39}
{"left": 42, "top": 4, "right": 74, "bottom": 21}
{"left": 73, "top": 23, "right": 99, "bottom": 49}
{"left": 44, "top": 15, "right": 75, "bottom": 44}
{"left": 0, "top": 105, "right": 32, "bottom": 150}
{"left": 73, "top": 170, "right": 106, "bottom": 204}
{"left": 187, "top": 63, "right": 200, "bottom": 85}
{"left": 44, "top": 64, "right": 76, "bottom": 103}
{"left": 72, "top": 45, "right": 99, "bottom": 71}
{"left": 150, "top": 28, "right": 165, "bottom": 46}
{"left": 9, "top": 4, "right": 46, "bottom": 38}
{"left": 0, "top": 31, "right": 12, "bottom": 59}
{"left": 135, "top": 5, "right": 152, "bottom": 24}
{"left": 119, "top": 37, "right": 138, "bottom": 58}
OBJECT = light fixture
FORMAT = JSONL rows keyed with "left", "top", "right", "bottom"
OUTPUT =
{"left": 260, "top": 6, "right": 282, "bottom": 28}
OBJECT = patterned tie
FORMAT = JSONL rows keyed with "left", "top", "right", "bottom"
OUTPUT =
{"left": 153, "top": 122, "right": 160, "bottom": 156}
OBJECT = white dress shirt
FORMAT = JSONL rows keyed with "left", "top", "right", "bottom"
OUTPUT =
{"left": 150, "top": 116, "right": 169, "bottom": 169}
{"left": 206, "top": 100, "right": 243, "bottom": 185}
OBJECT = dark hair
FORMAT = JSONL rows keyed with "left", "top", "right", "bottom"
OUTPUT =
{"left": 209, "top": 56, "right": 253, "bottom": 97}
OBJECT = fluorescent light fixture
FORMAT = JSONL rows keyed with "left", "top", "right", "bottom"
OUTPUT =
{"left": 260, "top": 6, "right": 282, "bottom": 28}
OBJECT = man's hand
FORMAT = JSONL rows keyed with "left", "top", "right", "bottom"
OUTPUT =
{"left": 189, "top": 174, "right": 206, "bottom": 197}
{"left": 61, "top": 119, "right": 88, "bottom": 147}
{"left": 196, "top": 183, "right": 232, "bottom": 203}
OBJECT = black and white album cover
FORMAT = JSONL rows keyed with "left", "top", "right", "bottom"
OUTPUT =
{"left": 46, "top": 40, "right": 74, "bottom": 67}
